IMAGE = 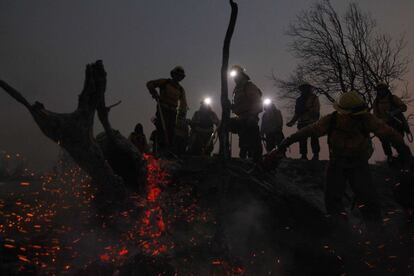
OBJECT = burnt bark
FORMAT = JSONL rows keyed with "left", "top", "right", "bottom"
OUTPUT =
{"left": 0, "top": 61, "right": 144, "bottom": 205}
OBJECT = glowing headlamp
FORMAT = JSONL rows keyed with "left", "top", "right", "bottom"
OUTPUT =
{"left": 229, "top": 70, "right": 238, "bottom": 78}
{"left": 203, "top": 97, "right": 212, "bottom": 105}
{"left": 263, "top": 98, "right": 272, "bottom": 106}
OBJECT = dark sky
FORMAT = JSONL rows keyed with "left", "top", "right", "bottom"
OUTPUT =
{"left": 1, "top": 0, "right": 413, "bottom": 169}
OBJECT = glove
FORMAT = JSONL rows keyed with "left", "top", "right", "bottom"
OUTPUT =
{"left": 151, "top": 92, "right": 160, "bottom": 100}
{"left": 278, "top": 137, "right": 293, "bottom": 151}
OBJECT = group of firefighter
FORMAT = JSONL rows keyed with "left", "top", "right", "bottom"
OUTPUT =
{"left": 128, "top": 64, "right": 413, "bottom": 227}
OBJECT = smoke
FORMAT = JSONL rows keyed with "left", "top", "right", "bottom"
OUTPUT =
{"left": 223, "top": 198, "right": 267, "bottom": 256}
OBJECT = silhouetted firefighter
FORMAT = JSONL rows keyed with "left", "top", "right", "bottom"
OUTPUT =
{"left": 373, "top": 82, "right": 411, "bottom": 163}
{"left": 261, "top": 99, "right": 284, "bottom": 153}
{"left": 147, "top": 66, "right": 188, "bottom": 154}
{"left": 229, "top": 65, "right": 263, "bottom": 161}
{"left": 128, "top": 123, "right": 149, "bottom": 154}
{"left": 189, "top": 98, "right": 220, "bottom": 156}
{"left": 275, "top": 91, "right": 412, "bottom": 229}
{"left": 286, "top": 83, "right": 320, "bottom": 160}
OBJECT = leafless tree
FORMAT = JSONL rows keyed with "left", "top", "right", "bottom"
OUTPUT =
{"left": 274, "top": 0, "right": 410, "bottom": 109}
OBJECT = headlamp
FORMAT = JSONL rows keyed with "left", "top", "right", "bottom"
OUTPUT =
{"left": 203, "top": 97, "right": 212, "bottom": 105}
{"left": 263, "top": 98, "right": 272, "bottom": 106}
{"left": 229, "top": 70, "right": 238, "bottom": 78}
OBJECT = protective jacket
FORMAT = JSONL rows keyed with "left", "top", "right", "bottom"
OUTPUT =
{"left": 288, "top": 112, "right": 406, "bottom": 160}
{"left": 191, "top": 109, "right": 220, "bottom": 133}
{"left": 232, "top": 80, "right": 263, "bottom": 118}
{"left": 261, "top": 106, "right": 283, "bottom": 135}
{"left": 147, "top": 78, "right": 188, "bottom": 113}
{"left": 291, "top": 93, "right": 320, "bottom": 126}
{"left": 373, "top": 94, "right": 407, "bottom": 122}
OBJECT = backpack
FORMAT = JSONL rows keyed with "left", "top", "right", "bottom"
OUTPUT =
{"left": 327, "top": 112, "right": 374, "bottom": 159}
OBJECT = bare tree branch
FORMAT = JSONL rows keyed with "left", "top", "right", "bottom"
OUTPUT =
{"left": 275, "top": 0, "right": 410, "bottom": 110}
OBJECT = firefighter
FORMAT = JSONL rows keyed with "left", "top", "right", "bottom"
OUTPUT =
{"left": 229, "top": 65, "right": 263, "bottom": 161}
{"left": 373, "top": 82, "right": 409, "bottom": 162}
{"left": 128, "top": 123, "right": 149, "bottom": 153}
{"left": 278, "top": 91, "right": 412, "bottom": 227}
{"left": 261, "top": 99, "right": 284, "bottom": 153}
{"left": 286, "top": 83, "right": 320, "bottom": 160}
{"left": 189, "top": 98, "right": 220, "bottom": 156}
{"left": 146, "top": 66, "right": 188, "bottom": 152}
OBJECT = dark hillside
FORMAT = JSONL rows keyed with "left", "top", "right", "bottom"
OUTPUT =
{"left": 0, "top": 155, "right": 413, "bottom": 275}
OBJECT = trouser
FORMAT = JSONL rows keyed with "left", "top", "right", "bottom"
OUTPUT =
{"left": 264, "top": 131, "right": 285, "bottom": 153}
{"left": 174, "top": 136, "right": 188, "bottom": 156}
{"left": 380, "top": 124, "right": 404, "bottom": 157}
{"left": 298, "top": 123, "right": 320, "bottom": 156}
{"left": 155, "top": 106, "right": 177, "bottom": 151}
{"left": 325, "top": 158, "right": 381, "bottom": 222}
{"left": 189, "top": 131, "right": 213, "bottom": 156}
{"left": 232, "top": 116, "right": 262, "bottom": 161}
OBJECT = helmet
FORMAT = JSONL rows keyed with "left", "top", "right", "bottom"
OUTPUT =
{"left": 375, "top": 82, "right": 389, "bottom": 91}
{"left": 170, "top": 66, "right": 185, "bottom": 79}
{"left": 230, "top": 65, "right": 246, "bottom": 77}
{"left": 134, "top": 123, "right": 143, "bottom": 134}
{"left": 333, "top": 91, "right": 368, "bottom": 115}
{"left": 298, "top": 83, "right": 313, "bottom": 92}
{"left": 231, "top": 65, "right": 245, "bottom": 72}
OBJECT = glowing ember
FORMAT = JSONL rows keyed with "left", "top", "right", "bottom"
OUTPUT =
{"left": 100, "top": 254, "right": 110, "bottom": 262}
{"left": 119, "top": 248, "right": 129, "bottom": 256}
{"left": 2, "top": 150, "right": 411, "bottom": 274}
{"left": 18, "top": 255, "right": 30, "bottom": 263}
{"left": 137, "top": 154, "right": 172, "bottom": 256}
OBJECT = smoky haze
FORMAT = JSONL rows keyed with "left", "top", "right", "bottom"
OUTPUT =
{"left": 0, "top": 0, "right": 413, "bottom": 170}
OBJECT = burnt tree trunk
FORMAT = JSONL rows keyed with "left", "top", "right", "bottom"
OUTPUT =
{"left": 219, "top": 0, "right": 238, "bottom": 160}
{"left": 0, "top": 61, "right": 144, "bottom": 206}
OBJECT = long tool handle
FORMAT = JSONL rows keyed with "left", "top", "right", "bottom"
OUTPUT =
{"left": 156, "top": 99, "right": 170, "bottom": 146}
